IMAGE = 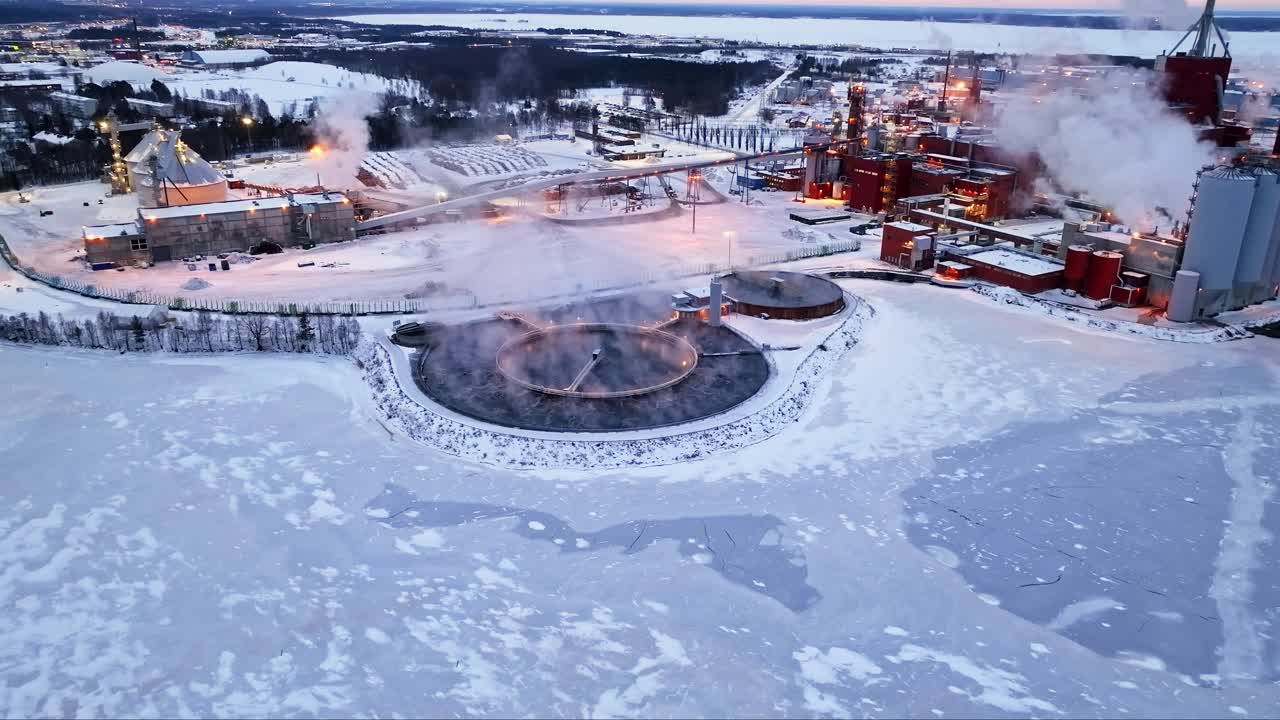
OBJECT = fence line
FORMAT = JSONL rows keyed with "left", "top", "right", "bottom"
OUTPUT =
{"left": 1, "top": 232, "right": 860, "bottom": 317}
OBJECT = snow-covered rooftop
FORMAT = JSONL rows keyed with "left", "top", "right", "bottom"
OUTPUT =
{"left": 83, "top": 222, "right": 143, "bottom": 238}
{"left": 33, "top": 131, "right": 73, "bottom": 145}
{"left": 82, "top": 60, "right": 162, "bottom": 86}
{"left": 182, "top": 49, "right": 272, "bottom": 66}
{"left": 965, "top": 248, "right": 1063, "bottom": 277}
{"left": 139, "top": 193, "right": 347, "bottom": 220}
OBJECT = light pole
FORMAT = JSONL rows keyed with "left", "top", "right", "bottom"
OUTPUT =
{"left": 723, "top": 230, "right": 736, "bottom": 271}
{"left": 241, "top": 116, "right": 254, "bottom": 157}
{"left": 689, "top": 170, "right": 701, "bottom": 235}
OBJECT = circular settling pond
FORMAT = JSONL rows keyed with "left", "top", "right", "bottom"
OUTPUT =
{"left": 496, "top": 324, "right": 698, "bottom": 399}
{"left": 412, "top": 293, "right": 770, "bottom": 433}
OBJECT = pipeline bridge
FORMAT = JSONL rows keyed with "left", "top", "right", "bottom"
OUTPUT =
{"left": 355, "top": 140, "right": 856, "bottom": 233}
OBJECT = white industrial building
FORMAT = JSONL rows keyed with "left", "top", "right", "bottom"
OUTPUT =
{"left": 179, "top": 49, "right": 272, "bottom": 69}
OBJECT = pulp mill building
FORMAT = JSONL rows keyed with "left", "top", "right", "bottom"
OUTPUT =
{"left": 84, "top": 193, "right": 356, "bottom": 267}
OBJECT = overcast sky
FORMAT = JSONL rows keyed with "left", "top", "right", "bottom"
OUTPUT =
{"left": 514, "top": 0, "right": 1280, "bottom": 9}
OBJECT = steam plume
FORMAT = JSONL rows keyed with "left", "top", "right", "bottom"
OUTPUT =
{"left": 994, "top": 68, "right": 1216, "bottom": 228}
{"left": 309, "top": 92, "right": 375, "bottom": 187}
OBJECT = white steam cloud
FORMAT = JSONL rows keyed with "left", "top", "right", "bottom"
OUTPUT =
{"left": 309, "top": 92, "right": 375, "bottom": 187}
{"left": 1117, "top": 0, "right": 1200, "bottom": 30}
{"left": 994, "top": 68, "right": 1217, "bottom": 229}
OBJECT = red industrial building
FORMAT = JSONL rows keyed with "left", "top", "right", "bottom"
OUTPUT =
{"left": 880, "top": 221, "right": 936, "bottom": 270}
{"left": 958, "top": 248, "right": 1064, "bottom": 293}
{"left": 1156, "top": 0, "right": 1252, "bottom": 147}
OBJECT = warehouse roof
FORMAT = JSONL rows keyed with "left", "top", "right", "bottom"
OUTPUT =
{"left": 965, "top": 248, "right": 1063, "bottom": 277}
{"left": 139, "top": 193, "right": 347, "bottom": 220}
{"left": 182, "top": 49, "right": 272, "bottom": 65}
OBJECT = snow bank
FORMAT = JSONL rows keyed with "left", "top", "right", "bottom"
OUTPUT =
{"left": 83, "top": 60, "right": 161, "bottom": 87}
{"left": 970, "top": 284, "right": 1251, "bottom": 344}
{"left": 181, "top": 277, "right": 212, "bottom": 291}
{"left": 356, "top": 298, "right": 873, "bottom": 469}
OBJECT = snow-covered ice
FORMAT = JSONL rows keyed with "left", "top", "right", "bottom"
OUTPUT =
{"left": 2, "top": 276, "right": 1279, "bottom": 717}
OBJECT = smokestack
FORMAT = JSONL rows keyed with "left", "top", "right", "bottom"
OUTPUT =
{"left": 939, "top": 51, "right": 952, "bottom": 113}
{"left": 709, "top": 278, "right": 723, "bottom": 327}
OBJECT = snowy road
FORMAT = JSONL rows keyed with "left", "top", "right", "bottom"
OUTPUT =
{"left": 2, "top": 281, "right": 1278, "bottom": 717}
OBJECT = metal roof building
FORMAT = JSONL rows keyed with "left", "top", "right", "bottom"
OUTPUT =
{"left": 179, "top": 49, "right": 272, "bottom": 68}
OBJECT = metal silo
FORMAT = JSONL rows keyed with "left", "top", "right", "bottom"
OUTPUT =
{"left": 1235, "top": 168, "right": 1280, "bottom": 304}
{"left": 1182, "top": 166, "right": 1256, "bottom": 316}
{"left": 1258, "top": 173, "right": 1280, "bottom": 302}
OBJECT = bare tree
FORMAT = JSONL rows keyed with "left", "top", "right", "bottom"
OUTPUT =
{"left": 239, "top": 315, "right": 270, "bottom": 351}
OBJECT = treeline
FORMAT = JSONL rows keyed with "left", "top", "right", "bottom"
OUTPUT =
{"left": 314, "top": 44, "right": 778, "bottom": 116}
{"left": 66, "top": 26, "right": 165, "bottom": 41}
{"left": 792, "top": 54, "right": 899, "bottom": 80}
{"left": 0, "top": 310, "right": 361, "bottom": 355}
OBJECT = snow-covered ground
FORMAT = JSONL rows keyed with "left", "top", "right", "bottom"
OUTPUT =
{"left": 3, "top": 278, "right": 1279, "bottom": 717}
{"left": 0, "top": 156, "right": 869, "bottom": 307}
{"left": 156, "top": 61, "right": 420, "bottom": 117}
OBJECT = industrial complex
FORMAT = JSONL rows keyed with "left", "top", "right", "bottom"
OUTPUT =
{"left": 7, "top": 1, "right": 1280, "bottom": 718}
{"left": 0, "top": 0, "right": 1262, "bottom": 328}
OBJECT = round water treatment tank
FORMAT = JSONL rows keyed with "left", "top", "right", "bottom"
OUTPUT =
{"left": 1084, "top": 250, "right": 1123, "bottom": 300}
{"left": 1184, "top": 166, "right": 1256, "bottom": 293}
{"left": 722, "top": 271, "right": 845, "bottom": 320}
{"left": 1064, "top": 245, "right": 1092, "bottom": 291}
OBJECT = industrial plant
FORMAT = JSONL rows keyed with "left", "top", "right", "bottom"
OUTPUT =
{"left": 733, "top": 0, "right": 1280, "bottom": 322}
{"left": 7, "top": 1, "right": 1280, "bottom": 718}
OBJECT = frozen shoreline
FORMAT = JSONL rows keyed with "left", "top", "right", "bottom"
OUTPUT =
{"left": 334, "top": 12, "right": 1280, "bottom": 58}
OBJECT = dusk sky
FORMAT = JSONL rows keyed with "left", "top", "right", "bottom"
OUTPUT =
{"left": 518, "top": 0, "right": 1280, "bottom": 9}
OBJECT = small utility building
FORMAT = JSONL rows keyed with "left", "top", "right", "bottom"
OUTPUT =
{"left": 881, "top": 221, "right": 936, "bottom": 271}
{"left": 961, "top": 248, "right": 1064, "bottom": 293}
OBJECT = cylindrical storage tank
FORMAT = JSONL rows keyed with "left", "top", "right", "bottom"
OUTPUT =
{"left": 1167, "top": 270, "right": 1201, "bottom": 322}
{"left": 1063, "top": 245, "right": 1092, "bottom": 291}
{"left": 1183, "top": 167, "right": 1256, "bottom": 309}
{"left": 1235, "top": 169, "right": 1278, "bottom": 287}
{"left": 803, "top": 150, "right": 821, "bottom": 191}
{"left": 1258, "top": 174, "right": 1280, "bottom": 299}
{"left": 1084, "top": 250, "right": 1123, "bottom": 300}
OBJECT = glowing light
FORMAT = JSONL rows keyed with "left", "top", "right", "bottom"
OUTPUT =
{"left": 309, "top": 144, "right": 325, "bottom": 157}
{"left": 241, "top": 116, "right": 254, "bottom": 126}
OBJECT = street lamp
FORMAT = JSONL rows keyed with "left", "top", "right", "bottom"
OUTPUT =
{"left": 723, "top": 230, "right": 736, "bottom": 270}
{"left": 689, "top": 170, "right": 702, "bottom": 234}
{"left": 241, "top": 116, "right": 254, "bottom": 157}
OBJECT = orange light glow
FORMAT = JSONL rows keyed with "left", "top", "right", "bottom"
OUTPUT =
{"left": 309, "top": 144, "right": 326, "bottom": 157}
